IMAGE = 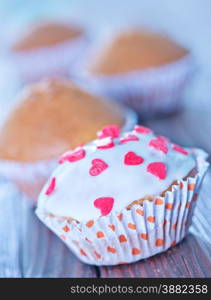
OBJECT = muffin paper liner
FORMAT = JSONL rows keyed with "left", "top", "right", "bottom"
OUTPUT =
{"left": 10, "top": 35, "right": 89, "bottom": 82}
{"left": 0, "top": 107, "right": 137, "bottom": 202}
{"left": 70, "top": 54, "right": 194, "bottom": 117}
{"left": 36, "top": 149, "right": 209, "bottom": 266}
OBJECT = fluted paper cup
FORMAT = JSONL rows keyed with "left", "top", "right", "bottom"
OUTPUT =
{"left": 10, "top": 34, "right": 89, "bottom": 83}
{"left": 36, "top": 149, "right": 209, "bottom": 266}
{"left": 70, "top": 47, "right": 194, "bottom": 118}
{"left": 0, "top": 107, "right": 137, "bottom": 203}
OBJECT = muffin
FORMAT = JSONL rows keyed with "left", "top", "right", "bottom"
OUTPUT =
{"left": 10, "top": 21, "right": 88, "bottom": 82}
{"left": 36, "top": 125, "right": 209, "bottom": 265}
{"left": 71, "top": 29, "right": 193, "bottom": 116}
{"left": 0, "top": 78, "right": 136, "bottom": 200}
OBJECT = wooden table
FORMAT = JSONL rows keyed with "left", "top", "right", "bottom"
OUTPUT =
{"left": 0, "top": 106, "right": 211, "bottom": 278}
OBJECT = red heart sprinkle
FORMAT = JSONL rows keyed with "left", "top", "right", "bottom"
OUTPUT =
{"left": 97, "top": 125, "right": 120, "bottom": 139}
{"left": 45, "top": 177, "right": 56, "bottom": 195}
{"left": 147, "top": 162, "right": 167, "bottom": 180}
{"left": 120, "top": 134, "right": 139, "bottom": 144}
{"left": 58, "top": 148, "right": 86, "bottom": 164}
{"left": 89, "top": 159, "right": 108, "bottom": 176}
{"left": 149, "top": 138, "right": 168, "bottom": 154}
{"left": 124, "top": 151, "right": 144, "bottom": 165}
{"left": 172, "top": 144, "right": 188, "bottom": 155}
{"left": 97, "top": 137, "right": 115, "bottom": 149}
{"left": 134, "top": 125, "right": 152, "bottom": 134}
{"left": 94, "top": 197, "right": 114, "bottom": 216}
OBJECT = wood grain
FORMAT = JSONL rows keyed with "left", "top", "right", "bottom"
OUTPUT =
{"left": 0, "top": 181, "right": 22, "bottom": 278}
{"left": 19, "top": 199, "right": 97, "bottom": 278}
{"left": 100, "top": 235, "right": 211, "bottom": 278}
{"left": 0, "top": 184, "right": 97, "bottom": 278}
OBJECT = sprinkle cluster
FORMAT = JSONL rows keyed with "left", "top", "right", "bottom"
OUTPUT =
{"left": 45, "top": 125, "right": 189, "bottom": 217}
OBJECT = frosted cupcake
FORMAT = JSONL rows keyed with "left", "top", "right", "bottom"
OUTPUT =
{"left": 36, "top": 125, "right": 209, "bottom": 265}
{"left": 71, "top": 29, "right": 193, "bottom": 117}
{"left": 10, "top": 20, "right": 88, "bottom": 82}
{"left": 0, "top": 78, "right": 136, "bottom": 201}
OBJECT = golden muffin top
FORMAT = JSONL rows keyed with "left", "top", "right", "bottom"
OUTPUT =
{"left": 12, "top": 21, "right": 83, "bottom": 52}
{"left": 89, "top": 30, "right": 189, "bottom": 75}
{"left": 0, "top": 78, "right": 124, "bottom": 162}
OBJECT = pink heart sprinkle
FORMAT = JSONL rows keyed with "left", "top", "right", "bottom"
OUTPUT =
{"left": 45, "top": 177, "right": 56, "bottom": 195}
{"left": 147, "top": 162, "right": 167, "bottom": 180}
{"left": 134, "top": 125, "right": 152, "bottom": 134}
{"left": 149, "top": 138, "right": 168, "bottom": 154}
{"left": 89, "top": 159, "right": 108, "bottom": 176}
{"left": 124, "top": 151, "right": 144, "bottom": 165}
{"left": 172, "top": 144, "right": 188, "bottom": 155}
{"left": 97, "top": 125, "right": 120, "bottom": 139}
{"left": 94, "top": 197, "right": 114, "bottom": 216}
{"left": 58, "top": 148, "right": 86, "bottom": 164}
{"left": 120, "top": 134, "right": 139, "bottom": 144}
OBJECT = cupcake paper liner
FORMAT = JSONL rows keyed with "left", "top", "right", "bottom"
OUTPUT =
{"left": 36, "top": 149, "right": 209, "bottom": 266}
{"left": 0, "top": 107, "right": 137, "bottom": 202}
{"left": 10, "top": 35, "right": 89, "bottom": 82}
{"left": 70, "top": 53, "right": 194, "bottom": 117}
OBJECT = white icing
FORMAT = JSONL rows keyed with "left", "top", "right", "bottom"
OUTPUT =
{"left": 37, "top": 128, "right": 196, "bottom": 222}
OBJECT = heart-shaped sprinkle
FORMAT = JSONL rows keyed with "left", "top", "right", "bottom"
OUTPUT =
{"left": 147, "top": 162, "right": 167, "bottom": 180}
{"left": 58, "top": 148, "right": 86, "bottom": 164}
{"left": 172, "top": 144, "right": 188, "bottom": 155}
{"left": 120, "top": 134, "right": 139, "bottom": 144}
{"left": 97, "top": 125, "right": 120, "bottom": 139}
{"left": 97, "top": 137, "right": 115, "bottom": 149}
{"left": 124, "top": 151, "right": 144, "bottom": 165}
{"left": 149, "top": 138, "right": 168, "bottom": 154}
{"left": 45, "top": 177, "right": 56, "bottom": 195}
{"left": 134, "top": 125, "right": 152, "bottom": 134}
{"left": 89, "top": 159, "right": 108, "bottom": 176}
{"left": 94, "top": 197, "right": 114, "bottom": 216}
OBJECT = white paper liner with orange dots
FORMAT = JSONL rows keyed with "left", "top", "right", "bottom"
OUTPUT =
{"left": 11, "top": 35, "right": 89, "bottom": 82}
{"left": 70, "top": 54, "right": 193, "bottom": 117}
{"left": 36, "top": 149, "right": 209, "bottom": 266}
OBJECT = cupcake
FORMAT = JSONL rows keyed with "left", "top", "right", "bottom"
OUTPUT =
{"left": 0, "top": 78, "right": 136, "bottom": 200}
{"left": 10, "top": 20, "right": 88, "bottom": 82}
{"left": 36, "top": 125, "right": 209, "bottom": 265}
{"left": 71, "top": 29, "right": 193, "bottom": 117}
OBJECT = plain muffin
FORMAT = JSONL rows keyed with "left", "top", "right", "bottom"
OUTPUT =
{"left": 12, "top": 21, "right": 83, "bottom": 52}
{"left": 0, "top": 78, "right": 124, "bottom": 162}
{"left": 89, "top": 30, "right": 189, "bottom": 75}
